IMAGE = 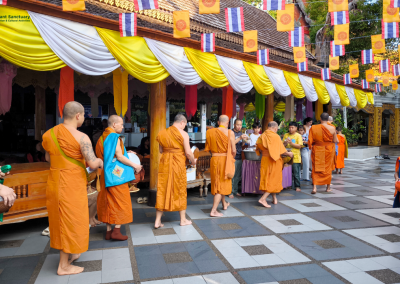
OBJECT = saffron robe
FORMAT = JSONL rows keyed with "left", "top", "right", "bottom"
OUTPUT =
{"left": 42, "top": 124, "right": 89, "bottom": 254}
{"left": 256, "top": 130, "right": 287, "bottom": 193}
{"left": 156, "top": 126, "right": 187, "bottom": 211}
{"left": 335, "top": 134, "right": 348, "bottom": 169}
{"left": 309, "top": 124, "right": 335, "bottom": 185}
{"left": 96, "top": 127, "right": 133, "bottom": 224}
{"left": 204, "top": 128, "right": 235, "bottom": 195}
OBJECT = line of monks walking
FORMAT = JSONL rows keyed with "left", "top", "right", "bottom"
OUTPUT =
{"left": 42, "top": 102, "right": 343, "bottom": 276}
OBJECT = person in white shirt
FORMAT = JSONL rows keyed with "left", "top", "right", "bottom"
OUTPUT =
{"left": 249, "top": 122, "right": 261, "bottom": 147}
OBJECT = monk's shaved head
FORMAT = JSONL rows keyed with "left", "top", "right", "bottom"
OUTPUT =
{"left": 328, "top": 116, "right": 333, "bottom": 122}
{"left": 219, "top": 115, "right": 229, "bottom": 123}
{"left": 268, "top": 121, "right": 278, "bottom": 128}
{"left": 63, "top": 101, "right": 84, "bottom": 120}
{"left": 320, "top": 112, "right": 329, "bottom": 122}
{"left": 174, "top": 113, "right": 187, "bottom": 123}
{"left": 108, "top": 115, "right": 123, "bottom": 126}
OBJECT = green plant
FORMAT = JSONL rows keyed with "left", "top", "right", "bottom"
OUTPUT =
{"left": 277, "top": 118, "right": 303, "bottom": 136}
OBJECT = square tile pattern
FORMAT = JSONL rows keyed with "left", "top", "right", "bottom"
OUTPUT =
{"left": 356, "top": 208, "right": 400, "bottom": 225}
{"left": 280, "top": 199, "right": 347, "bottom": 212}
{"left": 324, "top": 196, "right": 391, "bottom": 210}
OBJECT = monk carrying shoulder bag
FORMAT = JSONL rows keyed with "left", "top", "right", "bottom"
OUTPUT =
{"left": 102, "top": 133, "right": 135, "bottom": 187}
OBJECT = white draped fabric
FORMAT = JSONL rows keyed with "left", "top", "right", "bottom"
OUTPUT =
{"left": 298, "top": 75, "right": 318, "bottom": 101}
{"left": 264, "top": 67, "right": 291, "bottom": 97}
{"left": 325, "top": 82, "right": 342, "bottom": 107}
{"left": 144, "top": 38, "right": 201, "bottom": 86}
{"left": 345, "top": 86, "right": 358, "bottom": 107}
{"left": 28, "top": 11, "right": 120, "bottom": 76}
{"left": 216, "top": 55, "right": 253, "bottom": 93}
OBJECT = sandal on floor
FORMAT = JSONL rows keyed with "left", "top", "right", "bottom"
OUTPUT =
{"left": 143, "top": 197, "right": 148, "bottom": 203}
{"left": 137, "top": 197, "right": 144, "bottom": 204}
{"left": 42, "top": 227, "right": 50, "bottom": 237}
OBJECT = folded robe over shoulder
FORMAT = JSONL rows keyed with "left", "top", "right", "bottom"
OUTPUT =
{"left": 335, "top": 134, "right": 347, "bottom": 169}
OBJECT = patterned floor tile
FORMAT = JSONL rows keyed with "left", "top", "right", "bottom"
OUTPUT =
{"left": 364, "top": 195, "right": 395, "bottom": 205}
{"left": 356, "top": 208, "right": 400, "bottom": 225}
{"left": 185, "top": 204, "right": 244, "bottom": 220}
{"left": 230, "top": 201, "right": 298, "bottom": 216}
{"left": 322, "top": 196, "right": 391, "bottom": 210}
{"left": 280, "top": 199, "right": 346, "bottom": 213}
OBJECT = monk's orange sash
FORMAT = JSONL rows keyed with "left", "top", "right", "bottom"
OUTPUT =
{"left": 261, "top": 150, "right": 270, "bottom": 157}
{"left": 163, "top": 148, "right": 184, "bottom": 154}
{"left": 212, "top": 153, "right": 227, "bottom": 157}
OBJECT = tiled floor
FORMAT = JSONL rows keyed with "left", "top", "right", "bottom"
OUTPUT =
{"left": 1, "top": 155, "right": 400, "bottom": 283}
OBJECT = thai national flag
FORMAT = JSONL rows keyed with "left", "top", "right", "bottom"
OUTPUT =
{"left": 263, "top": 0, "right": 285, "bottom": 10}
{"left": 331, "top": 11, "right": 349, "bottom": 25}
{"left": 330, "top": 41, "right": 345, "bottom": 57}
{"left": 391, "top": 0, "right": 400, "bottom": 8}
{"left": 362, "top": 80, "right": 369, "bottom": 89}
{"left": 297, "top": 59, "right": 308, "bottom": 72}
{"left": 0, "top": 0, "right": 7, "bottom": 5}
{"left": 134, "top": 0, "right": 158, "bottom": 10}
{"left": 289, "top": 27, "right": 304, "bottom": 47}
{"left": 393, "top": 64, "right": 400, "bottom": 76}
{"left": 119, "top": 13, "right": 137, "bottom": 37}
{"left": 382, "top": 20, "right": 399, "bottom": 39}
{"left": 201, "top": 33, "right": 215, "bottom": 52}
{"left": 321, "top": 68, "right": 331, "bottom": 81}
{"left": 343, "top": 73, "right": 351, "bottom": 85}
{"left": 379, "top": 59, "right": 391, "bottom": 73}
{"left": 257, "top": 49, "right": 270, "bottom": 65}
{"left": 225, "top": 7, "right": 245, "bottom": 32}
{"left": 375, "top": 84, "right": 382, "bottom": 92}
{"left": 361, "top": 49, "right": 374, "bottom": 65}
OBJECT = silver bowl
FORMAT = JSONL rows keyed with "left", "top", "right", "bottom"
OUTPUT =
{"left": 243, "top": 150, "right": 261, "bottom": 161}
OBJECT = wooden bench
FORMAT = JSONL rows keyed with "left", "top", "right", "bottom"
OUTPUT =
{"left": 1, "top": 162, "right": 50, "bottom": 225}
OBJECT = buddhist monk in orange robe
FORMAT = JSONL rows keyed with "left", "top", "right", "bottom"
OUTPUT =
{"left": 96, "top": 115, "right": 142, "bottom": 241}
{"left": 155, "top": 114, "right": 196, "bottom": 228}
{"left": 309, "top": 112, "right": 338, "bottom": 194}
{"left": 204, "top": 115, "right": 236, "bottom": 217}
{"left": 42, "top": 102, "right": 103, "bottom": 276}
{"left": 256, "top": 121, "right": 293, "bottom": 207}
{"left": 335, "top": 126, "right": 348, "bottom": 174}
{"left": 328, "top": 116, "right": 336, "bottom": 129}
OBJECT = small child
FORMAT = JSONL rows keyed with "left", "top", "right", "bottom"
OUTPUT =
{"left": 283, "top": 122, "right": 303, "bottom": 191}
{"left": 298, "top": 125, "right": 310, "bottom": 182}
{"left": 249, "top": 122, "right": 261, "bottom": 147}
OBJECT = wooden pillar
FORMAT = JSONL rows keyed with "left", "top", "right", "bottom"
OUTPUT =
{"left": 284, "top": 96, "right": 294, "bottom": 121}
{"left": 368, "top": 106, "right": 382, "bottom": 146}
{"left": 389, "top": 108, "right": 400, "bottom": 145}
{"left": 327, "top": 102, "right": 332, "bottom": 116}
{"left": 262, "top": 93, "right": 274, "bottom": 132}
{"left": 35, "top": 86, "right": 46, "bottom": 141}
{"left": 149, "top": 79, "right": 166, "bottom": 191}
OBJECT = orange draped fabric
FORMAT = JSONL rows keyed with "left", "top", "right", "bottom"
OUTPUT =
{"left": 204, "top": 128, "right": 234, "bottom": 195}
{"left": 335, "top": 135, "right": 346, "bottom": 169}
{"left": 156, "top": 126, "right": 187, "bottom": 211}
{"left": 221, "top": 86, "right": 234, "bottom": 119}
{"left": 256, "top": 130, "right": 287, "bottom": 193}
{"left": 42, "top": 124, "right": 89, "bottom": 254}
{"left": 58, "top": 66, "right": 74, "bottom": 118}
{"left": 309, "top": 124, "right": 335, "bottom": 185}
{"left": 95, "top": 127, "right": 133, "bottom": 224}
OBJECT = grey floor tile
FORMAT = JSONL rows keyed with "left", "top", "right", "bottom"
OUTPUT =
{"left": 194, "top": 258, "right": 227, "bottom": 273}
{"left": 101, "top": 267, "right": 133, "bottom": 283}
{"left": 239, "top": 269, "right": 276, "bottom": 284}
{"left": 167, "top": 261, "right": 200, "bottom": 276}
{"left": 15, "top": 235, "right": 49, "bottom": 256}
{"left": 67, "top": 271, "right": 101, "bottom": 284}
{"left": 267, "top": 266, "right": 303, "bottom": 281}
{"left": 307, "top": 275, "right": 345, "bottom": 284}
{"left": 292, "top": 264, "right": 331, "bottom": 278}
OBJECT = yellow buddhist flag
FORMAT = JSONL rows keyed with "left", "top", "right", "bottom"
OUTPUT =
{"left": 334, "top": 23, "right": 350, "bottom": 45}
{"left": 382, "top": 75, "right": 390, "bottom": 86}
{"left": 199, "top": 0, "right": 220, "bottom": 14}
{"left": 277, "top": 4, "right": 294, "bottom": 32}
{"left": 372, "top": 34, "right": 385, "bottom": 54}
{"left": 62, "top": 0, "right": 85, "bottom": 11}
{"left": 173, "top": 11, "right": 190, "bottom": 38}
{"left": 349, "top": 64, "right": 359, "bottom": 78}
{"left": 328, "top": 0, "right": 348, "bottom": 12}
{"left": 393, "top": 80, "right": 399, "bottom": 90}
{"left": 243, "top": 30, "right": 258, "bottom": 53}
{"left": 365, "top": 69, "right": 374, "bottom": 82}
{"left": 293, "top": 46, "right": 306, "bottom": 63}
{"left": 383, "top": 2, "right": 400, "bottom": 22}
{"left": 329, "top": 56, "right": 339, "bottom": 70}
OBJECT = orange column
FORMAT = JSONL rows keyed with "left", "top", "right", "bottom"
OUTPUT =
{"left": 149, "top": 80, "right": 167, "bottom": 191}
{"left": 262, "top": 93, "right": 274, "bottom": 132}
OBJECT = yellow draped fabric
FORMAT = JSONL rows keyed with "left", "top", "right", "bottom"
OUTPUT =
{"left": 367, "top": 92, "right": 374, "bottom": 105}
{"left": 283, "top": 71, "right": 305, "bottom": 98}
{"left": 0, "top": 6, "right": 65, "bottom": 71}
{"left": 244, "top": 102, "right": 255, "bottom": 111}
{"left": 335, "top": 84, "right": 350, "bottom": 107}
{"left": 113, "top": 68, "right": 129, "bottom": 116}
{"left": 183, "top": 47, "right": 228, "bottom": 88}
{"left": 243, "top": 62, "right": 274, "bottom": 95}
{"left": 274, "top": 101, "right": 286, "bottom": 112}
{"left": 96, "top": 27, "right": 169, "bottom": 83}
{"left": 312, "top": 78, "right": 330, "bottom": 104}
{"left": 315, "top": 100, "right": 323, "bottom": 121}
{"left": 353, "top": 89, "right": 368, "bottom": 109}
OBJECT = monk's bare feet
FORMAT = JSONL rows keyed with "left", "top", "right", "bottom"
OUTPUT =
{"left": 223, "top": 202, "right": 230, "bottom": 210}
{"left": 311, "top": 188, "right": 317, "bottom": 194}
{"left": 228, "top": 194, "right": 234, "bottom": 199}
{"left": 296, "top": 188, "right": 301, "bottom": 192}
{"left": 326, "top": 188, "right": 332, "bottom": 192}
{"left": 258, "top": 200, "right": 271, "bottom": 208}
{"left": 154, "top": 223, "right": 164, "bottom": 229}
{"left": 180, "top": 219, "right": 192, "bottom": 226}
{"left": 89, "top": 218, "right": 101, "bottom": 227}
{"left": 57, "top": 264, "right": 84, "bottom": 276}
{"left": 236, "top": 193, "right": 242, "bottom": 197}
{"left": 272, "top": 197, "right": 278, "bottom": 205}
{"left": 68, "top": 254, "right": 81, "bottom": 264}
{"left": 210, "top": 210, "right": 223, "bottom": 217}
